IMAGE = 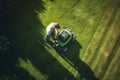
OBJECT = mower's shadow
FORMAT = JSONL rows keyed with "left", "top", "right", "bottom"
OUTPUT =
{"left": 58, "top": 40, "right": 98, "bottom": 80}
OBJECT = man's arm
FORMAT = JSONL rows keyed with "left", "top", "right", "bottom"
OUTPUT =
{"left": 55, "top": 28, "right": 58, "bottom": 34}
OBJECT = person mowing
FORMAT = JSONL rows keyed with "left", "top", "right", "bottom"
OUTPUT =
{"left": 45, "top": 22, "right": 61, "bottom": 43}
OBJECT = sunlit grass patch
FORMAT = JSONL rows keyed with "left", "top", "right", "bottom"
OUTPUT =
{"left": 18, "top": 58, "right": 47, "bottom": 80}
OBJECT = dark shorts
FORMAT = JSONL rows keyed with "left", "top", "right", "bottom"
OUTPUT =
{"left": 46, "top": 30, "right": 55, "bottom": 42}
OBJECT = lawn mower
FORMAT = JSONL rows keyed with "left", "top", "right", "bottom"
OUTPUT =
{"left": 53, "top": 28, "right": 76, "bottom": 52}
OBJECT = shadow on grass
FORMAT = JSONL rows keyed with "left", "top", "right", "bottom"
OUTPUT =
{"left": 25, "top": 41, "right": 76, "bottom": 80}
{"left": 0, "top": 0, "right": 45, "bottom": 80}
{"left": 0, "top": 0, "right": 77, "bottom": 80}
{"left": 59, "top": 40, "right": 99, "bottom": 80}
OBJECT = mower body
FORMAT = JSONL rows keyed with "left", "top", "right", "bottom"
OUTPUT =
{"left": 53, "top": 28, "right": 76, "bottom": 52}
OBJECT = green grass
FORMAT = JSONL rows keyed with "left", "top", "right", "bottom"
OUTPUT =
{"left": 18, "top": 58, "right": 47, "bottom": 80}
{"left": 1, "top": 0, "right": 119, "bottom": 80}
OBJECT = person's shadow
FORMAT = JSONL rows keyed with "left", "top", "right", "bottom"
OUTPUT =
{"left": 58, "top": 40, "right": 99, "bottom": 80}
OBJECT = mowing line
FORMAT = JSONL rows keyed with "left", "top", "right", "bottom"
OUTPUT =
{"left": 80, "top": 11, "right": 104, "bottom": 59}
{"left": 100, "top": 36, "right": 120, "bottom": 80}
{"left": 99, "top": 6, "right": 120, "bottom": 79}
{"left": 95, "top": 28, "right": 120, "bottom": 77}
{"left": 89, "top": 0, "right": 119, "bottom": 70}
{"left": 91, "top": 0, "right": 120, "bottom": 68}
{"left": 95, "top": 5, "right": 120, "bottom": 77}
{"left": 81, "top": 0, "right": 112, "bottom": 61}
{"left": 102, "top": 44, "right": 120, "bottom": 80}
{"left": 81, "top": 13, "right": 104, "bottom": 60}
{"left": 82, "top": 10, "right": 110, "bottom": 62}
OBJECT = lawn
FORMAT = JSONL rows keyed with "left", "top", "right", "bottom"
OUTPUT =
{"left": 37, "top": 0, "right": 120, "bottom": 79}
{"left": 0, "top": 0, "right": 120, "bottom": 80}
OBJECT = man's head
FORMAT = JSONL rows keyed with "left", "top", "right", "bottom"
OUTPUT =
{"left": 54, "top": 23, "right": 60, "bottom": 29}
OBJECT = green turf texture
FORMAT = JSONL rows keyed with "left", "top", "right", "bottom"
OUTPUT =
{"left": 3, "top": 0, "right": 119, "bottom": 80}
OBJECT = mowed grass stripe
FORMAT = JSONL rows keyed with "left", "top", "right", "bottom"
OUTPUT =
{"left": 80, "top": 0, "right": 110, "bottom": 60}
{"left": 102, "top": 42, "right": 120, "bottom": 80}
{"left": 81, "top": 12, "right": 105, "bottom": 61}
{"left": 91, "top": 12, "right": 119, "bottom": 76}
{"left": 101, "top": 6, "right": 120, "bottom": 80}
{"left": 79, "top": 1, "right": 108, "bottom": 60}
{"left": 89, "top": 0, "right": 119, "bottom": 69}
{"left": 100, "top": 35, "right": 120, "bottom": 80}
{"left": 94, "top": 30, "right": 119, "bottom": 77}
{"left": 91, "top": 0, "right": 120, "bottom": 67}
{"left": 94, "top": 5, "right": 120, "bottom": 76}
